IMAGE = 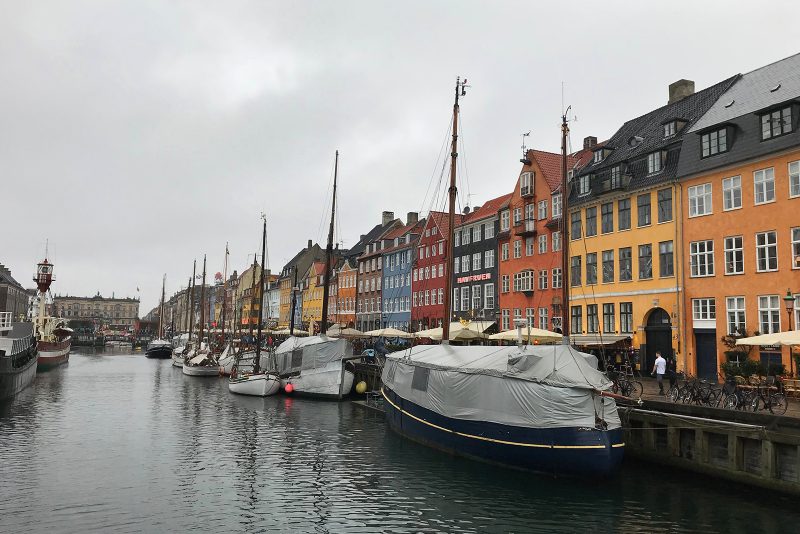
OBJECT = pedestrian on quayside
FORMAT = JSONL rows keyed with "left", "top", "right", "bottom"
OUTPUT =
{"left": 652, "top": 351, "right": 666, "bottom": 395}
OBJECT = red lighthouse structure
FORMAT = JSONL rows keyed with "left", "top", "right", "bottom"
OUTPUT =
{"left": 33, "top": 257, "right": 71, "bottom": 370}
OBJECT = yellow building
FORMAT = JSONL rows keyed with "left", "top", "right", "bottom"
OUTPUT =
{"left": 236, "top": 263, "right": 263, "bottom": 327}
{"left": 301, "top": 262, "right": 325, "bottom": 334}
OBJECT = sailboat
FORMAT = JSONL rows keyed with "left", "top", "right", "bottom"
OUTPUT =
{"left": 229, "top": 216, "right": 281, "bottom": 396}
{"left": 172, "top": 264, "right": 195, "bottom": 368}
{"left": 182, "top": 255, "right": 219, "bottom": 377}
{"left": 274, "top": 150, "right": 355, "bottom": 399}
{"left": 146, "top": 275, "right": 173, "bottom": 358}
{"left": 380, "top": 79, "right": 624, "bottom": 477}
{"left": 216, "top": 244, "right": 237, "bottom": 376}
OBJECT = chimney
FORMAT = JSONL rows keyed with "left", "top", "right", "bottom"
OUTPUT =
{"left": 382, "top": 211, "right": 394, "bottom": 226}
{"left": 406, "top": 212, "right": 419, "bottom": 225}
{"left": 668, "top": 79, "right": 695, "bottom": 104}
{"left": 583, "top": 136, "right": 597, "bottom": 150}
{"left": 307, "top": 239, "right": 312, "bottom": 249}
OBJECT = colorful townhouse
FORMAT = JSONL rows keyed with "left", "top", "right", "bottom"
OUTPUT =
{"left": 568, "top": 76, "right": 736, "bottom": 373}
{"left": 498, "top": 149, "right": 587, "bottom": 332}
{"left": 451, "top": 194, "right": 510, "bottom": 325}
{"left": 301, "top": 261, "right": 325, "bottom": 334}
{"left": 381, "top": 214, "right": 424, "bottom": 330}
{"left": 411, "top": 211, "right": 461, "bottom": 330}
{"left": 676, "top": 54, "right": 800, "bottom": 379}
{"left": 277, "top": 240, "right": 324, "bottom": 328}
{"left": 356, "top": 212, "right": 402, "bottom": 331}
{"left": 236, "top": 261, "right": 263, "bottom": 328}
{"left": 330, "top": 258, "right": 357, "bottom": 328}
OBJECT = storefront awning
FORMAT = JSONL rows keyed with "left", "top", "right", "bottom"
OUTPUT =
{"left": 569, "top": 334, "right": 632, "bottom": 346}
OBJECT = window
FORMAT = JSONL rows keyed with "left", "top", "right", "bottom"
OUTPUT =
{"left": 453, "top": 288, "right": 459, "bottom": 311}
{"left": 758, "top": 295, "right": 780, "bottom": 334}
{"left": 570, "top": 256, "right": 581, "bottom": 286}
{"left": 538, "top": 200, "right": 548, "bottom": 220}
{"left": 726, "top": 296, "right": 746, "bottom": 335}
{"left": 659, "top": 241, "right": 674, "bottom": 277}
{"left": 552, "top": 194, "right": 562, "bottom": 218}
{"left": 603, "top": 303, "right": 615, "bottom": 333}
{"left": 524, "top": 203, "right": 535, "bottom": 222}
{"left": 722, "top": 176, "right": 742, "bottom": 210}
{"left": 724, "top": 236, "right": 744, "bottom": 275}
{"left": 520, "top": 172, "right": 533, "bottom": 196}
{"left": 513, "top": 271, "right": 534, "bottom": 292}
{"left": 688, "top": 183, "right": 713, "bottom": 217}
{"left": 485, "top": 223, "right": 494, "bottom": 239}
{"left": 578, "top": 174, "right": 590, "bottom": 195}
{"left": 462, "top": 228, "right": 470, "bottom": 245}
{"left": 570, "top": 306, "right": 582, "bottom": 334}
{"left": 638, "top": 244, "right": 652, "bottom": 279}
{"left": 602, "top": 250, "right": 614, "bottom": 283}
{"left": 637, "top": 194, "right": 651, "bottom": 227}
{"left": 701, "top": 128, "right": 728, "bottom": 157}
{"left": 620, "top": 302, "right": 633, "bottom": 333}
{"left": 618, "top": 198, "right": 631, "bottom": 230}
{"left": 501, "top": 243, "right": 509, "bottom": 261}
{"left": 484, "top": 249, "right": 495, "bottom": 269}
{"left": 538, "top": 269, "right": 548, "bottom": 290}
{"left": 552, "top": 231, "right": 562, "bottom": 252}
{"left": 471, "top": 285, "right": 481, "bottom": 310}
{"left": 647, "top": 151, "right": 662, "bottom": 174}
{"left": 610, "top": 166, "right": 621, "bottom": 189}
{"left": 473, "top": 225, "right": 481, "bottom": 242}
{"left": 546, "top": 268, "right": 559, "bottom": 290}
{"left": 472, "top": 252, "right": 482, "bottom": 271}
{"left": 619, "top": 247, "right": 632, "bottom": 281}
{"left": 500, "top": 211, "right": 510, "bottom": 231}
{"left": 790, "top": 161, "right": 800, "bottom": 198}
{"left": 484, "top": 284, "right": 494, "bottom": 309}
{"left": 454, "top": 231, "right": 460, "bottom": 247}
{"left": 538, "top": 308, "right": 549, "bottom": 330}
{"left": 586, "top": 253, "right": 597, "bottom": 285}
{"left": 692, "top": 298, "right": 716, "bottom": 321}
{"left": 690, "top": 240, "right": 714, "bottom": 277}
{"left": 657, "top": 188, "right": 672, "bottom": 223}
{"left": 411, "top": 366, "right": 430, "bottom": 391}
{"left": 754, "top": 168, "right": 775, "bottom": 204}
{"left": 756, "top": 231, "right": 778, "bottom": 272}
{"left": 587, "top": 304, "right": 599, "bottom": 333}
{"left": 501, "top": 275, "right": 510, "bottom": 293}
{"left": 761, "top": 107, "right": 792, "bottom": 139}
{"left": 570, "top": 212, "right": 582, "bottom": 240}
{"left": 793, "top": 228, "right": 800, "bottom": 269}
{"left": 601, "top": 203, "right": 613, "bottom": 233}
{"left": 513, "top": 208, "right": 522, "bottom": 225}
{"left": 593, "top": 150, "right": 603, "bottom": 163}
{"left": 424, "top": 290, "right": 430, "bottom": 306}
{"left": 585, "top": 207, "right": 597, "bottom": 236}
{"left": 525, "top": 237, "right": 534, "bottom": 256}
{"left": 454, "top": 257, "right": 460, "bottom": 274}
{"left": 513, "top": 240, "right": 522, "bottom": 259}
{"left": 462, "top": 255, "right": 470, "bottom": 272}
{"left": 537, "top": 234, "right": 547, "bottom": 254}
{"left": 501, "top": 309, "right": 510, "bottom": 330}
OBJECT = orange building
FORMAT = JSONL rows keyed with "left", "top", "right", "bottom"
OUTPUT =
{"left": 677, "top": 54, "right": 800, "bottom": 378}
{"left": 331, "top": 259, "right": 357, "bottom": 328}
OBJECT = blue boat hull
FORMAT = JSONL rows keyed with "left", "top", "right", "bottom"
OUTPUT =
{"left": 382, "top": 385, "right": 624, "bottom": 477}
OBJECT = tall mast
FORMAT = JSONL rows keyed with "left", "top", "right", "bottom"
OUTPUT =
{"left": 198, "top": 255, "right": 207, "bottom": 348}
{"left": 221, "top": 243, "right": 229, "bottom": 345}
{"left": 248, "top": 252, "right": 257, "bottom": 339}
{"left": 159, "top": 274, "right": 166, "bottom": 338}
{"left": 442, "top": 77, "right": 467, "bottom": 344}
{"left": 560, "top": 109, "right": 571, "bottom": 345}
{"left": 187, "top": 260, "right": 196, "bottom": 349}
{"left": 321, "top": 150, "right": 338, "bottom": 335}
{"left": 290, "top": 266, "right": 298, "bottom": 335}
{"left": 254, "top": 216, "right": 267, "bottom": 373}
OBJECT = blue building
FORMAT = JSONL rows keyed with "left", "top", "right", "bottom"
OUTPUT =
{"left": 381, "top": 215, "right": 424, "bottom": 330}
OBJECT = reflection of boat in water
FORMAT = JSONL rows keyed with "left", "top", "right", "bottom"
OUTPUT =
{"left": 0, "top": 316, "right": 38, "bottom": 401}
{"left": 32, "top": 257, "right": 71, "bottom": 371}
{"left": 275, "top": 335, "right": 355, "bottom": 399}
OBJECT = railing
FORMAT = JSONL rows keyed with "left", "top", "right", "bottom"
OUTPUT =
{"left": 0, "top": 312, "right": 11, "bottom": 330}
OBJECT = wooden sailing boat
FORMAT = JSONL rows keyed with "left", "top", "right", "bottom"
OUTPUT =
{"left": 146, "top": 274, "right": 173, "bottom": 358}
{"left": 274, "top": 150, "right": 356, "bottom": 399}
{"left": 380, "top": 79, "right": 625, "bottom": 477}
{"left": 183, "top": 255, "right": 219, "bottom": 376}
{"left": 172, "top": 262, "right": 195, "bottom": 368}
{"left": 229, "top": 215, "right": 281, "bottom": 396}
{"left": 217, "top": 244, "right": 237, "bottom": 375}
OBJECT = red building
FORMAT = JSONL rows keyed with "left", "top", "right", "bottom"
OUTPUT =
{"left": 411, "top": 211, "right": 462, "bottom": 330}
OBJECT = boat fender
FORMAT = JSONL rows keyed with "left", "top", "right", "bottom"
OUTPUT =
{"left": 285, "top": 383, "right": 294, "bottom": 394}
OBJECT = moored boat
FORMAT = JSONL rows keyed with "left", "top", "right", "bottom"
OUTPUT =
{"left": 181, "top": 256, "right": 218, "bottom": 377}
{"left": 32, "top": 257, "right": 71, "bottom": 371}
{"left": 145, "top": 275, "right": 173, "bottom": 359}
{"left": 0, "top": 315, "right": 38, "bottom": 401}
{"left": 275, "top": 335, "right": 355, "bottom": 399}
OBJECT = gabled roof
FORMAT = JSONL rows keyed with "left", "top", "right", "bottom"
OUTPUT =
{"left": 380, "top": 219, "right": 427, "bottom": 253}
{"left": 460, "top": 193, "right": 512, "bottom": 224}
{"left": 425, "top": 211, "right": 463, "bottom": 239}
{"left": 0, "top": 265, "right": 23, "bottom": 290}
{"left": 530, "top": 149, "right": 580, "bottom": 192}
{"left": 690, "top": 53, "right": 800, "bottom": 132}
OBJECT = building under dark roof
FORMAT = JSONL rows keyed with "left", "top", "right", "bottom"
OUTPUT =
{"left": 0, "top": 263, "right": 28, "bottom": 318}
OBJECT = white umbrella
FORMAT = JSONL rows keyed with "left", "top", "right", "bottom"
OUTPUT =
{"left": 489, "top": 328, "right": 562, "bottom": 343}
{"left": 414, "top": 322, "right": 489, "bottom": 341}
{"left": 327, "top": 325, "right": 369, "bottom": 338}
{"left": 271, "top": 328, "right": 309, "bottom": 336}
{"left": 736, "top": 330, "right": 800, "bottom": 346}
{"left": 363, "top": 327, "right": 415, "bottom": 339}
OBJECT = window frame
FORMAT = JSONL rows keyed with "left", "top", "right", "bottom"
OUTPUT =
{"left": 754, "top": 167, "right": 776, "bottom": 205}
{"left": 688, "top": 183, "right": 713, "bottom": 217}
{"left": 724, "top": 235, "right": 744, "bottom": 275}
{"left": 722, "top": 176, "right": 742, "bottom": 211}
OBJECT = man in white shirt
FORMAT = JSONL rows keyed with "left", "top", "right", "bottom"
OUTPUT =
{"left": 652, "top": 352, "right": 667, "bottom": 395}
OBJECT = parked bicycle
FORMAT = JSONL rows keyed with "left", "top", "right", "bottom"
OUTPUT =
{"left": 606, "top": 366, "right": 643, "bottom": 398}
{"left": 750, "top": 376, "right": 788, "bottom": 415}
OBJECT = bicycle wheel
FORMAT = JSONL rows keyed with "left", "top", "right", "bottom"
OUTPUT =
{"left": 750, "top": 396, "right": 763, "bottom": 412}
{"left": 722, "top": 393, "right": 738, "bottom": 410}
{"left": 669, "top": 387, "right": 680, "bottom": 403}
{"left": 630, "top": 381, "right": 643, "bottom": 398}
{"left": 770, "top": 394, "right": 788, "bottom": 416}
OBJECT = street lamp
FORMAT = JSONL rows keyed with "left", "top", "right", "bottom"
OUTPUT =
{"left": 783, "top": 288, "right": 795, "bottom": 376}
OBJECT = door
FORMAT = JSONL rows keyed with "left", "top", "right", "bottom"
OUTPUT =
{"left": 695, "top": 331, "right": 718, "bottom": 380}
{"left": 644, "top": 308, "right": 673, "bottom": 374}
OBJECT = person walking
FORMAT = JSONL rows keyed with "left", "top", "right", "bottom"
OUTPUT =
{"left": 652, "top": 351, "right": 667, "bottom": 395}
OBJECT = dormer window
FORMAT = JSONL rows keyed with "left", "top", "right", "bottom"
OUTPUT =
{"left": 701, "top": 128, "right": 728, "bottom": 158}
{"left": 647, "top": 151, "right": 663, "bottom": 174}
{"left": 610, "top": 166, "right": 621, "bottom": 189}
{"left": 663, "top": 121, "right": 677, "bottom": 137}
{"left": 520, "top": 172, "right": 534, "bottom": 196}
{"left": 593, "top": 151, "right": 603, "bottom": 164}
{"left": 761, "top": 106, "right": 792, "bottom": 140}
{"left": 578, "top": 174, "right": 591, "bottom": 196}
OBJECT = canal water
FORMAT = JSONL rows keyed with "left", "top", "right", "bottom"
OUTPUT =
{"left": 2, "top": 349, "right": 799, "bottom": 533}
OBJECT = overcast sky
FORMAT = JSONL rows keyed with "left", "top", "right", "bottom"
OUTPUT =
{"left": 2, "top": 1, "right": 797, "bottom": 314}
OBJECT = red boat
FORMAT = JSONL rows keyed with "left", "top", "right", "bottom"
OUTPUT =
{"left": 33, "top": 258, "right": 71, "bottom": 371}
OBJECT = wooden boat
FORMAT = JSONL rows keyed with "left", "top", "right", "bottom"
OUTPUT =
{"left": 146, "top": 275, "right": 172, "bottom": 358}
{"left": 32, "top": 257, "right": 70, "bottom": 371}
{"left": 181, "top": 256, "right": 218, "bottom": 377}
{"left": 0, "top": 315, "right": 38, "bottom": 400}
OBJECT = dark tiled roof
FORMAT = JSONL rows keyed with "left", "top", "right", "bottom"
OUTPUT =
{"left": 0, "top": 265, "right": 23, "bottom": 289}
{"left": 570, "top": 75, "right": 739, "bottom": 206}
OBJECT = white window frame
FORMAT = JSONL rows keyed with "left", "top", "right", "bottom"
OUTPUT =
{"left": 790, "top": 161, "right": 800, "bottom": 198}
{"left": 552, "top": 231, "right": 562, "bottom": 252}
{"left": 473, "top": 252, "right": 482, "bottom": 271}
{"left": 792, "top": 227, "right": 800, "bottom": 270}
{"left": 538, "top": 307, "right": 549, "bottom": 331}
{"left": 501, "top": 243, "right": 509, "bottom": 261}
{"left": 692, "top": 298, "right": 716, "bottom": 320}
{"left": 500, "top": 211, "right": 510, "bottom": 231}
{"left": 755, "top": 231, "right": 778, "bottom": 272}
{"left": 537, "top": 200, "right": 548, "bottom": 220}
{"left": 690, "top": 240, "right": 715, "bottom": 277}
{"left": 754, "top": 168, "right": 775, "bottom": 205}
{"left": 688, "top": 183, "right": 712, "bottom": 217}
{"left": 552, "top": 194, "right": 562, "bottom": 218}
{"left": 484, "top": 249, "right": 495, "bottom": 269}
{"left": 758, "top": 295, "right": 780, "bottom": 334}
{"left": 724, "top": 236, "right": 744, "bottom": 275}
{"left": 647, "top": 151, "right": 662, "bottom": 174}
{"left": 485, "top": 223, "right": 495, "bottom": 239}
{"left": 472, "top": 285, "right": 481, "bottom": 311}
{"left": 701, "top": 128, "right": 727, "bottom": 157}
{"left": 552, "top": 268, "right": 562, "bottom": 289}
{"left": 538, "top": 269, "right": 548, "bottom": 290}
{"left": 722, "top": 176, "right": 742, "bottom": 211}
{"left": 513, "top": 240, "right": 521, "bottom": 259}
{"left": 538, "top": 234, "right": 547, "bottom": 254}
{"left": 484, "top": 283, "right": 494, "bottom": 309}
